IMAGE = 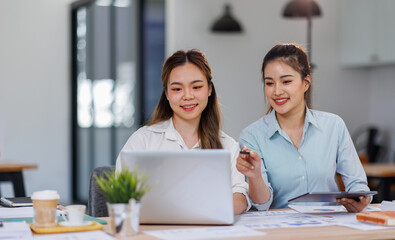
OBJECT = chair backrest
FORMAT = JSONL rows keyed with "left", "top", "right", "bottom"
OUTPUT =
{"left": 88, "top": 166, "right": 114, "bottom": 217}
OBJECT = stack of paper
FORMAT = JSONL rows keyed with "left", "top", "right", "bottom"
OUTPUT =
{"left": 0, "top": 206, "right": 34, "bottom": 219}
{"left": 380, "top": 200, "right": 395, "bottom": 211}
{"left": 0, "top": 221, "right": 32, "bottom": 239}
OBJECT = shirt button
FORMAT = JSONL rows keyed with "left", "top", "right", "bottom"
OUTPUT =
{"left": 298, "top": 156, "right": 302, "bottom": 160}
{"left": 302, "top": 176, "right": 305, "bottom": 180}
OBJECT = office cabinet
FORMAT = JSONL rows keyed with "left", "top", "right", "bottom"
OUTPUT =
{"left": 340, "top": 0, "right": 395, "bottom": 67}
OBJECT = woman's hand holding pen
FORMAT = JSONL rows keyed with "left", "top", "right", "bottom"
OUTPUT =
{"left": 236, "top": 147, "right": 261, "bottom": 179}
{"left": 237, "top": 147, "right": 271, "bottom": 204}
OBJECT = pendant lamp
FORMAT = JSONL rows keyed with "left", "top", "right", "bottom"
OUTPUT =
{"left": 282, "top": 0, "right": 322, "bottom": 63}
{"left": 211, "top": 4, "right": 243, "bottom": 33}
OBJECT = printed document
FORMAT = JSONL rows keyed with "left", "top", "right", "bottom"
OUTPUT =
{"left": 33, "top": 230, "right": 116, "bottom": 240}
{"left": 0, "top": 221, "right": 32, "bottom": 239}
{"left": 289, "top": 204, "right": 381, "bottom": 214}
{"left": 234, "top": 210, "right": 335, "bottom": 229}
{"left": 144, "top": 226, "right": 266, "bottom": 240}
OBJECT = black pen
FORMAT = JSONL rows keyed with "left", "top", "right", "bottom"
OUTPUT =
{"left": 239, "top": 150, "right": 254, "bottom": 169}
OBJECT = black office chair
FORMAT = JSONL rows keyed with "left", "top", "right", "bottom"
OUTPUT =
{"left": 88, "top": 166, "right": 114, "bottom": 217}
{"left": 353, "top": 126, "right": 383, "bottom": 163}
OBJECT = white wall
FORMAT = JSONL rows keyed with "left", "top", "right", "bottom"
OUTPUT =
{"left": 167, "top": 0, "right": 395, "bottom": 162}
{"left": 0, "top": 0, "right": 72, "bottom": 203}
{"left": 166, "top": 0, "right": 371, "bottom": 136}
{"left": 0, "top": 0, "right": 394, "bottom": 203}
{"left": 369, "top": 66, "right": 395, "bottom": 162}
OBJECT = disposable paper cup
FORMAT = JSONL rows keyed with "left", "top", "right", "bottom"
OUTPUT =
{"left": 31, "top": 190, "right": 60, "bottom": 228}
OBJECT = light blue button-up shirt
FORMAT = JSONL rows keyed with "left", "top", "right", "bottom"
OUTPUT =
{"left": 240, "top": 107, "right": 369, "bottom": 210}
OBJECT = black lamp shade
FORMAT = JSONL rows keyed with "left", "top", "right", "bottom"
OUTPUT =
{"left": 283, "top": 0, "right": 322, "bottom": 18}
{"left": 211, "top": 4, "right": 243, "bottom": 32}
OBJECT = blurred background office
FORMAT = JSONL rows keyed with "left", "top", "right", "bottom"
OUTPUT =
{"left": 0, "top": 0, "right": 394, "bottom": 204}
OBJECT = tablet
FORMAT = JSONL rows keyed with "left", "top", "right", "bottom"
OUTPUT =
{"left": 0, "top": 197, "right": 33, "bottom": 207}
{"left": 288, "top": 191, "right": 377, "bottom": 203}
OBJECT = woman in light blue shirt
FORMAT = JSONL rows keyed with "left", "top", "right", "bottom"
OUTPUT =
{"left": 236, "top": 43, "right": 370, "bottom": 212}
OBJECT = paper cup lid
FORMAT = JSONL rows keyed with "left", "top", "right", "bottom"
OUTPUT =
{"left": 31, "top": 190, "right": 60, "bottom": 200}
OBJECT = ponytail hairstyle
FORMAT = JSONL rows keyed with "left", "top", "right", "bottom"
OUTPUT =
{"left": 261, "top": 43, "right": 312, "bottom": 113}
{"left": 148, "top": 49, "right": 223, "bottom": 149}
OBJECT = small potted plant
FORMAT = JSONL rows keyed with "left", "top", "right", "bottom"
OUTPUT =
{"left": 94, "top": 168, "right": 150, "bottom": 237}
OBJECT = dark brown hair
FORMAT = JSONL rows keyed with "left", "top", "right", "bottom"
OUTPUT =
{"left": 261, "top": 43, "right": 312, "bottom": 113}
{"left": 148, "top": 49, "right": 223, "bottom": 149}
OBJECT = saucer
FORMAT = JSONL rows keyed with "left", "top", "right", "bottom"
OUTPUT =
{"left": 59, "top": 221, "right": 92, "bottom": 227}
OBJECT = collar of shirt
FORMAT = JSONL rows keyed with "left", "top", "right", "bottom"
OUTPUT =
{"left": 265, "top": 106, "right": 320, "bottom": 140}
{"left": 146, "top": 118, "right": 200, "bottom": 149}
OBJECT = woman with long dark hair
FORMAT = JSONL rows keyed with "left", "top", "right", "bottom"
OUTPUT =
{"left": 116, "top": 49, "right": 249, "bottom": 214}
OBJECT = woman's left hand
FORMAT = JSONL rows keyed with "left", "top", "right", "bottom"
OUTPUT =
{"left": 337, "top": 196, "right": 370, "bottom": 213}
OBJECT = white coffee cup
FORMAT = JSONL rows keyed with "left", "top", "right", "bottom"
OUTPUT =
{"left": 61, "top": 205, "right": 86, "bottom": 226}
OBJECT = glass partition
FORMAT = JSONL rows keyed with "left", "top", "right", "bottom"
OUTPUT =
{"left": 71, "top": 0, "right": 164, "bottom": 203}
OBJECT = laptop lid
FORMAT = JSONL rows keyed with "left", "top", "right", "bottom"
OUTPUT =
{"left": 120, "top": 149, "right": 234, "bottom": 225}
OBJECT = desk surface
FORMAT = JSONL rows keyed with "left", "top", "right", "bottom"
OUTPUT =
{"left": 100, "top": 221, "right": 395, "bottom": 240}
{"left": 363, "top": 163, "right": 395, "bottom": 178}
{"left": 100, "top": 214, "right": 395, "bottom": 240}
{"left": 0, "top": 162, "right": 38, "bottom": 172}
{"left": 5, "top": 204, "right": 389, "bottom": 240}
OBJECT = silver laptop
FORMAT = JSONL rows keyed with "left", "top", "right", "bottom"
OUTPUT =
{"left": 120, "top": 149, "right": 234, "bottom": 225}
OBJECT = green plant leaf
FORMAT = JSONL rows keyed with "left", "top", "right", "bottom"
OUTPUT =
{"left": 93, "top": 168, "right": 151, "bottom": 203}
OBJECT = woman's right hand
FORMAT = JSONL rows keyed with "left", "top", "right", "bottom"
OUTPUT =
{"left": 237, "top": 147, "right": 271, "bottom": 206}
{"left": 236, "top": 147, "right": 262, "bottom": 179}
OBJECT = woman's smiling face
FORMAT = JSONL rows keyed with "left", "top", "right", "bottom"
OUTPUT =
{"left": 166, "top": 62, "right": 212, "bottom": 124}
{"left": 263, "top": 60, "right": 310, "bottom": 117}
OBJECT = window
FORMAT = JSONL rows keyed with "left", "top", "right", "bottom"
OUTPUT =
{"left": 71, "top": 0, "right": 164, "bottom": 203}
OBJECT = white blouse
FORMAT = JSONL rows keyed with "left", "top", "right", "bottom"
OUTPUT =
{"left": 115, "top": 118, "right": 250, "bottom": 210}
